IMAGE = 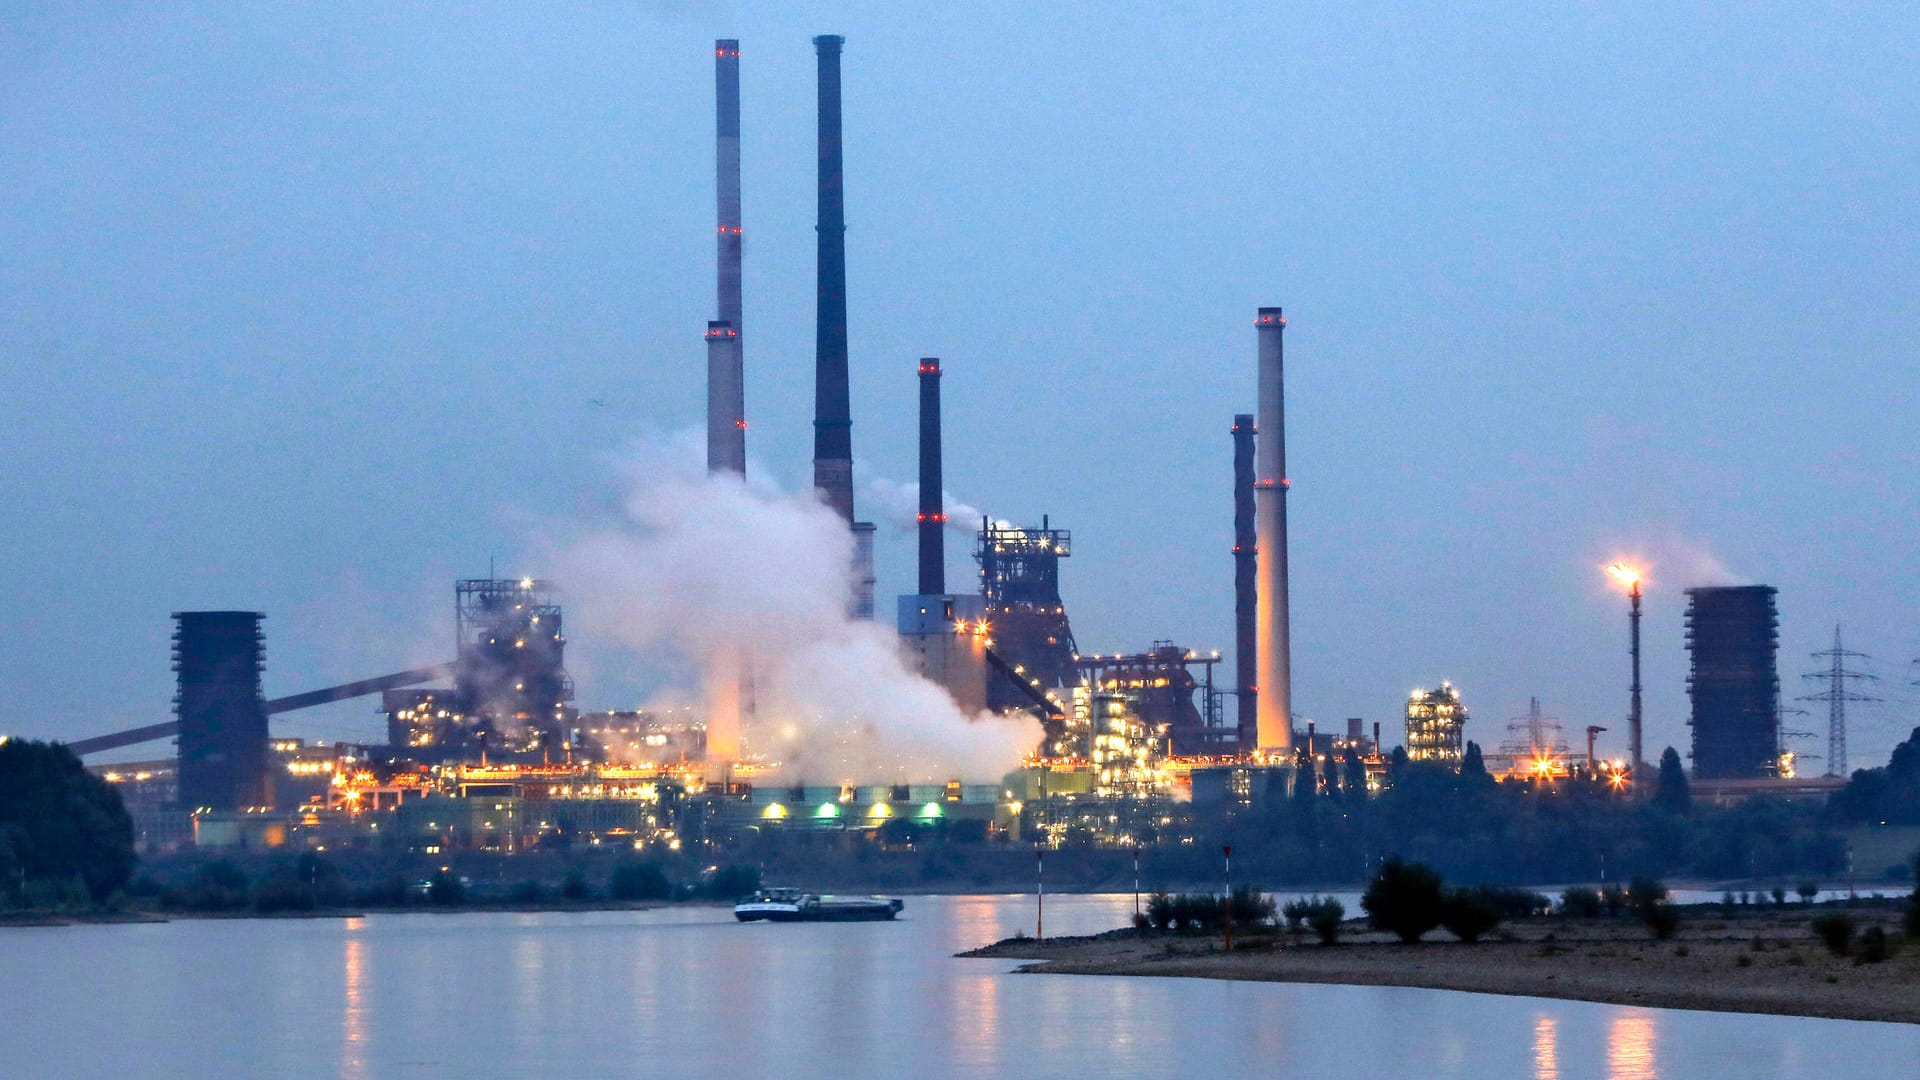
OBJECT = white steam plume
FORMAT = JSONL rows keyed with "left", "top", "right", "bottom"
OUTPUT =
{"left": 859, "top": 473, "right": 988, "bottom": 535}
{"left": 546, "top": 433, "right": 1038, "bottom": 783}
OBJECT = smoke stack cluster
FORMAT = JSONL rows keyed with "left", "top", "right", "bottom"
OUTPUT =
{"left": 917, "top": 358, "right": 945, "bottom": 595}
{"left": 1231, "top": 413, "right": 1256, "bottom": 749}
{"left": 1253, "top": 308, "right": 1293, "bottom": 753}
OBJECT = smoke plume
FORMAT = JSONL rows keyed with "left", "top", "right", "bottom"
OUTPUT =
{"left": 546, "top": 433, "right": 1038, "bottom": 783}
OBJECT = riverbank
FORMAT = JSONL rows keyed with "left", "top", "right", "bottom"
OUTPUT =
{"left": 963, "top": 908, "right": 1920, "bottom": 1025}
{"left": 0, "top": 899, "right": 670, "bottom": 927}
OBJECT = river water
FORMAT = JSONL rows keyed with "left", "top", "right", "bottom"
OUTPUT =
{"left": 1, "top": 894, "right": 1914, "bottom": 1079}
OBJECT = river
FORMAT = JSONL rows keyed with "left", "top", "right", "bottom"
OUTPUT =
{"left": 0, "top": 894, "right": 1913, "bottom": 1079}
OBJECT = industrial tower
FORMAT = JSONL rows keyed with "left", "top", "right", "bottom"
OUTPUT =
{"left": 1252, "top": 308, "right": 1293, "bottom": 753}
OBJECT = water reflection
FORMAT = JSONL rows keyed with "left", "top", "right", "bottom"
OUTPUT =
{"left": 1608, "top": 1013, "right": 1657, "bottom": 1080}
{"left": 341, "top": 922, "right": 366, "bottom": 1080}
{"left": 1532, "top": 1015, "right": 1557, "bottom": 1080}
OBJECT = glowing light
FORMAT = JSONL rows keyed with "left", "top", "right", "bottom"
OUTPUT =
{"left": 1604, "top": 563, "right": 1641, "bottom": 588}
{"left": 762, "top": 803, "right": 787, "bottom": 820}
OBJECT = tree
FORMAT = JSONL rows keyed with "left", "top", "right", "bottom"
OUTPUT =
{"left": 1361, "top": 858, "right": 1445, "bottom": 943}
{"left": 1343, "top": 747, "right": 1368, "bottom": 797}
{"left": 1830, "top": 727, "right": 1920, "bottom": 825}
{"left": 609, "top": 861, "right": 672, "bottom": 901}
{"left": 1461, "top": 741, "right": 1488, "bottom": 780}
{"left": 0, "top": 740, "right": 135, "bottom": 902}
{"left": 1653, "top": 747, "right": 1691, "bottom": 813}
{"left": 1439, "top": 888, "right": 1502, "bottom": 943}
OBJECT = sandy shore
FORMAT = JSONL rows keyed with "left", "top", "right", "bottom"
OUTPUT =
{"left": 962, "top": 909, "right": 1920, "bottom": 1025}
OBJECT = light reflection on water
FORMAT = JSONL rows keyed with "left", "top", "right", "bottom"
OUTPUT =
{"left": 1610, "top": 1014, "right": 1657, "bottom": 1080}
{"left": 1535, "top": 1015, "right": 1559, "bottom": 1080}
{"left": 0, "top": 895, "right": 1914, "bottom": 1080}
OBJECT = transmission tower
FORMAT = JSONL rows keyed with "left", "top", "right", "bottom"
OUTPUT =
{"left": 1798, "top": 625, "right": 1878, "bottom": 777}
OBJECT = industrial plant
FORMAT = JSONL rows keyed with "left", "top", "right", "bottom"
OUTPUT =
{"left": 60, "top": 33, "right": 1869, "bottom": 862}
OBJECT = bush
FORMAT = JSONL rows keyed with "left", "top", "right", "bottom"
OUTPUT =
{"left": 1796, "top": 882, "right": 1819, "bottom": 904}
{"left": 703, "top": 865, "right": 762, "bottom": 901}
{"left": 1770, "top": 886, "right": 1788, "bottom": 907}
{"left": 1440, "top": 888, "right": 1503, "bottom": 943}
{"left": 1362, "top": 858, "right": 1446, "bottom": 943}
{"left": 1131, "top": 911, "right": 1151, "bottom": 933}
{"left": 1601, "top": 883, "right": 1628, "bottom": 916}
{"left": 1228, "top": 885, "right": 1276, "bottom": 926}
{"left": 608, "top": 861, "right": 672, "bottom": 901}
{"left": 1560, "top": 886, "right": 1603, "bottom": 918}
{"left": 508, "top": 880, "right": 544, "bottom": 904}
{"left": 1472, "top": 885, "right": 1551, "bottom": 918}
{"left": 251, "top": 875, "right": 316, "bottom": 913}
{"left": 355, "top": 875, "right": 411, "bottom": 908}
{"left": 1146, "top": 891, "right": 1174, "bottom": 930}
{"left": 560, "top": 869, "right": 591, "bottom": 901}
{"left": 426, "top": 869, "right": 465, "bottom": 907}
{"left": 1641, "top": 903, "right": 1680, "bottom": 940}
{"left": 182, "top": 860, "right": 249, "bottom": 912}
{"left": 1282, "top": 896, "right": 1345, "bottom": 944}
{"left": 20, "top": 876, "right": 91, "bottom": 911}
{"left": 1811, "top": 912, "right": 1856, "bottom": 956}
{"left": 1627, "top": 876, "right": 1668, "bottom": 910}
{"left": 1855, "top": 926, "right": 1891, "bottom": 964}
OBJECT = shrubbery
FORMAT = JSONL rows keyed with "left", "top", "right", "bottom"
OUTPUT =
{"left": 1439, "top": 888, "right": 1503, "bottom": 943}
{"left": 1559, "top": 886, "right": 1603, "bottom": 918}
{"left": 1281, "top": 896, "right": 1345, "bottom": 944}
{"left": 1811, "top": 911, "right": 1855, "bottom": 956}
{"left": 1145, "top": 888, "right": 1276, "bottom": 932}
{"left": 1361, "top": 858, "right": 1445, "bottom": 943}
{"left": 608, "top": 861, "right": 672, "bottom": 901}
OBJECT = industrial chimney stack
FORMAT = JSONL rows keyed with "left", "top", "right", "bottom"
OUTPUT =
{"left": 812, "top": 34, "right": 855, "bottom": 525}
{"left": 918, "top": 358, "right": 946, "bottom": 595}
{"left": 707, "top": 41, "right": 746, "bottom": 477}
{"left": 1253, "top": 308, "right": 1293, "bottom": 753}
{"left": 1231, "top": 413, "right": 1256, "bottom": 750}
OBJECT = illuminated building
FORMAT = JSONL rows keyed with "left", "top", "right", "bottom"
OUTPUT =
{"left": 1405, "top": 682, "right": 1467, "bottom": 766}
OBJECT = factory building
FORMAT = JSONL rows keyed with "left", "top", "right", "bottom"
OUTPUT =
{"left": 977, "top": 518, "right": 1078, "bottom": 710}
{"left": 173, "top": 611, "right": 272, "bottom": 811}
{"left": 1405, "top": 681, "right": 1468, "bottom": 766}
{"left": 1072, "top": 645, "right": 1230, "bottom": 757}
{"left": 1685, "top": 585, "right": 1781, "bottom": 779}
{"left": 451, "top": 578, "right": 576, "bottom": 756}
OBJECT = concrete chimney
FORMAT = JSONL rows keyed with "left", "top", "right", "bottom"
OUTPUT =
{"left": 1231, "top": 413, "right": 1256, "bottom": 751}
{"left": 811, "top": 34, "right": 855, "bottom": 525}
{"left": 1253, "top": 307, "right": 1293, "bottom": 753}
{"left": 715, "top": 40, "right": 743, "bottom": 338}
{"left": 918, "top": 358, "right": 945, "bottom": 595}
{"left": 706, "top": 322, "right": 744, "bottom": 474}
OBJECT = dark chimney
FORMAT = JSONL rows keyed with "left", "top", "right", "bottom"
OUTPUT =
{"left": 1232, "top": 413, "right": 1256, "bottom": 750}
{"left": 812, "top": 34, "right": 854, "bottom": 524}
{"left": 917, "top": 358, "right": 945, "bottom": 595}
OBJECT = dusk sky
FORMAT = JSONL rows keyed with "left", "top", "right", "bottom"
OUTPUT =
{"left": 4, "top": 3, "right": 1916, "bottom": 767}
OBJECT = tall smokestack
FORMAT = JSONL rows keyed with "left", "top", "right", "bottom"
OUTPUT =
{"left": 708, "top": 40, "right": 746, "bottom": 477}
{"left": 918, "top": 358, "right": 945, "bottom": 595}
{"left": 1231, "top": 413, "right": 1256, "bottom": 750}
{"left": 715, "top": 40, "right": 743, "bottom": 337}
{"left": 1253, "top": 307, "right": 1293, "bottom": 753}
{"left": 812, "top": 34, "right": 854, "bottom": 525}
{"left": 706, "top": 322, "right": 744, "bottom": 474}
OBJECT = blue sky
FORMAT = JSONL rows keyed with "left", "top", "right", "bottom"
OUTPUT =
{"left": 3, "top": 3, "right": 1917, "bottom": 767}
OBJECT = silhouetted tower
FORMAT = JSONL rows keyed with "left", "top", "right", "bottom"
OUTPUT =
{"left": 173, "top": 611, "right": 272, "bottom": 810}
{"left": 1231, "top": 413, "right": 1256, "bottom": 750}
{"left": 1685, "top": 586, "right": 1780, "bottom": 779}
{"left": 1799, "top": 625, "right": 1878, "bottom": 777}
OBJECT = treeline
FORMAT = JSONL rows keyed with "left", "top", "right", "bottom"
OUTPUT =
{"left": 1829, "top": 726, "right": 1920, "bottom": 828}
{"left": 121, "top": 855, "right": 767, "bottom": 914}
{"left": 1179, "top": 744, "right": 1852, "bottom": 886}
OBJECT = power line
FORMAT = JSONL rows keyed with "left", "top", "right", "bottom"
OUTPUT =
{"left": 1799, "top": 625, "right": 1878, "bottom": 777}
